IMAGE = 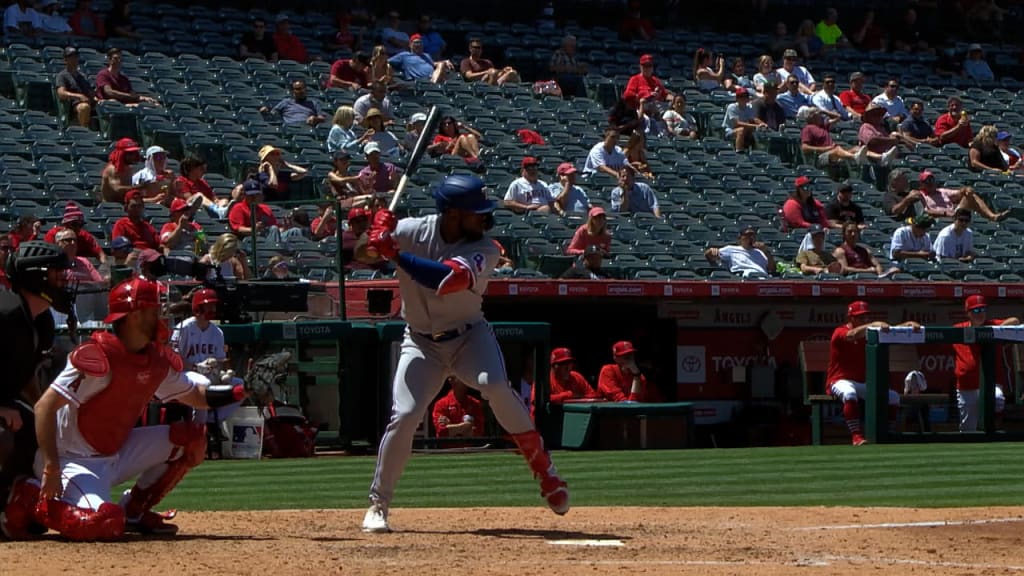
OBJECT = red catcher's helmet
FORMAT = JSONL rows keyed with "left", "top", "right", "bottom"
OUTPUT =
{"left": 192, "top": 288, "right": 219, "bottom": 314}
{"left": 103, "top": 277, "right": 161, "bottom": 323}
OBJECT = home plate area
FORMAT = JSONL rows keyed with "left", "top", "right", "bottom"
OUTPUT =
{"left": 3, "top": 507, "right": 1024, "bottom": 575}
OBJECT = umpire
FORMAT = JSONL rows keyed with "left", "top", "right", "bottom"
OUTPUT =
{"left": 0, "top": 242, "right": 73, "bottom": 520}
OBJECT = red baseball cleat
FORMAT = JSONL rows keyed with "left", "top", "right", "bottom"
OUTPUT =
{"left": 126, "top": 509, "right": 179, "bottom": 535}
{"left": 852, "top": 433, "right": 867, "bottom": 446}
{"left": 540, "top": 475, "right": 570, "bottom": 516}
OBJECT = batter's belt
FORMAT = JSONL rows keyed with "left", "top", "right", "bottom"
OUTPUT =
{"left": 415, "top": 323, "right": 474, "bottom": 343}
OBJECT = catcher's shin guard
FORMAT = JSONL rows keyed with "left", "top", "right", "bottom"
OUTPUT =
{"left": 511, "top": 430, "right": 570, "bottom": 515}
{"left": 36, "top": 499, "right": 125, "bottom": 541}
{"left": 123, "top": 421, "right": 206, "bottom": 520}
{"left": 1, "top": 477, "right": 40, "bottom": 539}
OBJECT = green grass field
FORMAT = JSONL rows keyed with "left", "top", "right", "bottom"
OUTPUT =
{"left": 157, "top": 443, "right": 1024, "bottom": 512}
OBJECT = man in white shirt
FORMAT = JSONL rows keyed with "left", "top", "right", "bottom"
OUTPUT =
{"left": 775, "top": 49, "right": 815, "bottom": 94}
{"left": 932, "top": 208, "right": 976, "bottom": 262}
{"left": 171, "top": 289, "right": 226, "bottom": 370}
{"left": 704, "top": 227, "right": 775, "bottom": 278}
{"left": 889, "top": 213, "right": 935, "bottom": 264}
{"left": 503, "top": 157, "right": 558, "bottom": 214}
{"left": 582, "top": 128, "right": 626, "bottom": 178}
{"left": 353, "top": 82, "right": 393, "bottom": 124}
{"left": 810, "top": 74, "right": 849, "bottom": 122}
{"left": 870, "top": 78, "right": 909, "bottom": 123}
{"left": 548, "top": 162, "right": 591, "bottom": 214}
{"left": 3, "top": 0, "right": 39, "bottom": 35}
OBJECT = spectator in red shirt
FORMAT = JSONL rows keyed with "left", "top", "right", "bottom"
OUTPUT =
{"left": 432, "top": 376, "right": 485, "bottom": 441}
{"left": 69, "top": 0, "right": 105, "bottom": 38}
{"left": 311, "top": 204, "right": 339, "bottom": 241}
{"left": 111, "top": 190, "right": 159, "bottom": 250}
{"left": 95, "top": 48, "right": 158, "bottom": 105}
{"left": 838, "top": 71, "right": 870, "bottom": 121}
{"left": 566, "top": 207, "right": 611, "bottom": 256}
{"left": 826, "top": 301, "right": 919, "bottom": 445}
{"left": 934, "top": 96, "right": 974, "bottom": 148}
{"left": 273, "top": 15, "right": 308, "bottom": 62}
{"left": 228, "top": 177, "right": 279, "bottom": 239}
{"left": 44, "top": 202, "right": 106, "bottom": 264}
{"left": 176, "top": 155, "right": 229, "bottom": 219}
{"left": 8, "top": 214, "right": 39, "bottom": 250}
{"left": 598, "top": 341, "right": 660, "bottom": 403}
{"left": 340, "top": 206, "right": 383, "bottom": 271}
{"left": 101, "top": 137, "right": 141, "bottom": 203}
{"left": 953, "top": 295, "right": 1020, "bottom": 432}
{"left": 622, "top": 54, "right": 671, "bottom": 109}
{"left": 782, "top": 176, "right": 830, "bottom": 230}
{"left": 328, "top": 52, "right": 370, "bottom": 90}
{"left": 432, "top": 115, "right": 483, "bottom": 160}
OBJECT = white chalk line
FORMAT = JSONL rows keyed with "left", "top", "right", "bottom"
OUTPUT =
{"left": 797, "top": 516, "right": 1024, "bottom": 530}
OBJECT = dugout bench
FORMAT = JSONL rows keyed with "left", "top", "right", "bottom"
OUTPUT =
{"left": 799, "top": 339, "right": 948, "bottom": 446}
{"left": 558, "top": 402, "right": 694, "bottom": 450}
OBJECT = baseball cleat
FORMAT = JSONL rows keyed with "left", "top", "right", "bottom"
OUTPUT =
{"left": 852, "top": 433, "right": 867, "bottom": 446}
{"left": 361, "top": 501, "right": 390, "bottom": 533}
{"left": 1, "top": 478, "right": 41, "bottom": 540}
{"left": 126, "top": 510, "right": 179, "bottom": 535}
{"left": 541, "top": 476, "right": 570, "bottom": 516}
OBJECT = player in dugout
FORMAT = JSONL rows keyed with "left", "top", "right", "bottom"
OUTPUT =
{"left": 952, "top": 295, "right": 1020, "bottom": 432}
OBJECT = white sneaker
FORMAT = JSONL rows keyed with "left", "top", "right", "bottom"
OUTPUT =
{"left": 881, "top": 147, "right": 897, "bottom": 167}
{"left": 361, "top": 501, "right": 390, "bottom": 533}
{"left": 854, "top": 145, "right": 868, "bottom": 165}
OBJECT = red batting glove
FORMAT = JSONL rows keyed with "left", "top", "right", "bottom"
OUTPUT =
{"left": 372, "top": 209, "right": 397, "bottom": 233}
{"left": 368, "top": 229, "right": 399, "bottom": 260}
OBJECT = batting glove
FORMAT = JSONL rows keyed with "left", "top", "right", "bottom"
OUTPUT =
{"left": 372, "top": 209, "right": 398, "bottom": 233}
{"left": 368, "top": 229, "right": 399, "bottom": 260}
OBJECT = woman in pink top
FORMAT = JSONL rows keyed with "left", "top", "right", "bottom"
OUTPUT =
{"left": 566, "top": 207, "right": 611, "bottom": 256}
{"left": 781, "top": 176, "right": 830, "bottom": 230}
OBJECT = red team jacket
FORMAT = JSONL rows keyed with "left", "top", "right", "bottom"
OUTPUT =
{"left": 597, "top": 364, "right": 660, "bottom": 403}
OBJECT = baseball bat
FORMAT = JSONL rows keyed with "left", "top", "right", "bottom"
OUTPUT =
{"left": 388, "top": 105, "right": 443, "bottom": 212}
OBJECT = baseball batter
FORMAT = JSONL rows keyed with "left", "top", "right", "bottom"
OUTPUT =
{"left": 362, "top": 174, "right": 569, "bottom": 533}
{"left": 952, "top": 295, "right": 1018, "bottom": 432}
{"left": 827, "top": 301, "right": 919, "bottom": 445}
{"left": 1, "top": 278, "right": 245, "bottom": 541}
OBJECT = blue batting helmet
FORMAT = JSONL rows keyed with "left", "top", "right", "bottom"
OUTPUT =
{"left": 432, "top": 174, "right": 496, "bottom": 214}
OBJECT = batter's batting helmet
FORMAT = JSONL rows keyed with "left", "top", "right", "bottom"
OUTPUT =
{"left": 104, "top": 277, "right": 161, "bottom": 323}
{"left": 7, "top": 241, "right": 75, "bottom": 313}
{"left": 432, "top": 174, "right": 496, "bottom": 214}
{"left": 192, "top": 288, "right": 218, "bottom": 314}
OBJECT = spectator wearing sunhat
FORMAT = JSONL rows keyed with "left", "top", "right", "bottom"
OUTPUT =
{"left": 549, "top": 162, "right": 591, "bottom": 215}
{"left": 360, "top": 107, "right": 401, "bottom": 159}
{"left": 963, "top": 43, "right": 994, "bottom": 83}
{"left": 623, "top": 54, "right": 671, "bottom": 109}
{"left": 160, "top": 197, "right": 205, "bottom": 253}
{"left": 228, "top": 176, "right": 279, "bottom": 239}
{"left": 889, "top": 213, "right": 935, "bottom": 264}
{"left": 388, "top": 32, "right": 453, "bottom": 83}
{"left": 953, "top": 294, "right": 1020, "bottom": 432}
{"left": 504, "top": 157, "right": 557, "bottom": 215}
{"left": 111, "top": 190, "right": 159, "bottom": 250}
{"left": 598, "top": 341, "right": 660, "bottom": 403}
{"left": 55, "top": 46, "right": 94, "bottom": 128}
{"left": 358, "top": 141, "right": 399, "bottom": 196}
{"left": 258, "top": 144, "right": 308, "bottom": 202}
{"left": 44, "top": 202, "right": 105, "bottom": 263}
{"left": 101, "top": 137, "right": 141, "bottom": 203}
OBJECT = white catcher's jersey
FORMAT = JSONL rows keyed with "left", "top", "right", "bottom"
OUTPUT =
{"left": 171, "top": 317, "right": 227, "bottom": 369}
{"left": 393, "top": 215, "right": 499, "bottom": 334}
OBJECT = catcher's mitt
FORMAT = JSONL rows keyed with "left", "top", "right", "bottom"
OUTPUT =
{"left": 245, "top": 350, "right": 293, "bottom": 404}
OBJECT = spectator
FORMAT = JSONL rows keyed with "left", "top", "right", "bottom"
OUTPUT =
{"left": 55, "top": 229, "right": 103, "bottom": 283}
{"left": 800, "top": 109, "right": 872, "bottom": 168}
{"left": 358, "top": 142, "right": 399, "bottom": 195}
{"left": 782, "top": 176, "right": 830, "bottom": 230}
{"left": 111, "top": 190, "right": 159, "bottom": 250}
{"left": 619, "top": 0, "right": 655, "bottom": 41}
{"left": 326, "top": 150, "right": 370, "bottom": 207}
{"left": 882, "top": 169, "right": 922, "bottom": 222}
{"left": 889, "top": 214, "right": 936, "bottom": 263}
{"left": 933, "top": 208, "right": 976, "bottom": 262}
{"left": 968, "top": 125, "right": 1008, "bottom": 173}
{"left": 311, "top": 204, "right": 338, "bottom": 241}
{"left": 705, "top": 226, "right": 775, "bottom": 277}
{"left": 361, "top": 109, "right": 401, "bottom": 158}
{"left": 504, "top": 157, "right": 556, "bottom": 215}
{"left": 328, "top": 52, "right": 370, "bottom": 90}
{"left": 96, "top": 48, "right": 158, "bottom": 105}
{"left": 272, "top": 15, "right": 308, "bottom": 63}
{"left": 899, "top": 100, "right": 938, "bottom": 146}
{"left": 550, "top": 163, "right": 591, "bottom": 215}
{"left": 870, "top": 78, "right": 908, "bottom": 124}
{"left": 598, "top": 341, "right": 659, "bottom": 402}
{"left": 261, "top": 80, "right": 326, "bottom": 127}
{"left": 664, "top": 94, "right": 699, "bottom": 139}
{"left": 850, "top": 9, "right": 885, "bottom": 52}
{"left": 380, "top": 11, "right": 409, "bottom": 56}
{"left": 918, "top": 170, "right": 1007, "bottom": 221}
{"left": 998, "top": 131, "right": 1021, "bottom": 170}
{"left": 608, "top": 98, "right": 641, "bottom": 136}
{"left": 262, "top": 255, "right": 296, "bottom": 280}
{"left": 327, "top": 12, "right": 359, "bottom": 52}
{"left": 105, "top": 0, "right": 141, "bottom": 39}
{"left": 623, "top": 132, "right": 652, "bottom": 179}
{"left": 825, "top": 181, "right": 865, "bottom": 228}
{"left": 433, "top": 116, "right": 483, "bottom": 160}
{"left": 100, "top": 137, "right": 142, "bottom": 202}
{"left": 814, "top": 7, "right": 847, "bottom": 49}
{"left": 796, "top": 225, "right": 841, "bottom": 275}
{"left": 414, "top": 15, "right": 445, "bottom": 59}
{"left": 4, "top": 0, "right": 39, "bottom": 36}
{"left": 838, "top": 71, "right": 869, "bottom": 121}
{"left": 776, "top": 75, "right": 813, "bottom": 120}
{"left": 566, "top": 207, "right": 610, "bottom": 256}
{"left": 727, "top": 57, "right": 753, "bottom": 91}
{"left": 55, "top": 46, "right": 94, "bottom": 129}
{"left": 752, "top": 55, "right": 777, "bottom": 95}
{"left": 176, "top": 155, "right": 228, "bottom": 219}
{"left": 934, "top": 96, "right": 973, "bottom": 148}
{"left": 353, "top": 81, "right": 393, "bottom": 124}
{"left": 857, "top": 105, "right": 901, "bottom": 160}
{"left": 326, "top": 105, "right": 365, "bottom": 153}
{"left": 340, "top": 206, "right": 384, "bottom": 270}
{"left": 562, "top": 244, "right": 612, "bottom": 279}
{"left": 832, "top": 223, "right": 886, "bottom": 276}
{"left": 132, "top": 145, "right": 176, "bottom": 203}
{"left": 752, "top": 79, "right": 786, "bottom": 131}
{"left": 623, "top": 54, "right": 670, "bottom": 109}
{"left": 891, "top": 8, "right": 929, "bottom": 53}
{"left": 638, "top": 100, "right": 667, "bottom": 138}
{"left": 964, "top": 44, "right": 995, "bottom": 82}
{"left": 36, "top": 0, "right": 70, "bottom": 34}
{"left": 722, "top": 87, "right": 764, "bottom": 151}
{"left": 200, "top": 233, "right": 249, "bottom": 281}
{"left": 810, "top": 74, "right": 850, "bottom": 122}
{"left": 44, "top": 202, "right": 106, "bottom": 264}
{"left": 767, "top": 21, "right": 793, "bottom": 59}
{"left": 160, "top": 197, "right": 204, "bottom": 254}
{"left": 368, "top": 45, "right": 394, "bottom": 86}
{"left": 258, "top": 145, "right": 308, "bottom": 202}
{"left": 610, "top": 168, "right": 660, "bottom": 217}
{"left": 109, "top": 236, "right": 132, "bottom": 267}
{"left": 68, "top": 0, "right": 104, "bottom": 38}
{"left": 8, "top": 214, "right": 39, "bottom": 250}
{"left": 460, "top": 38, "right": 519, "bottom": 85}
{"left": 692, "top": 48, "right": 725, "bottom": 92}
{"left": 775, "top": 49, "right": 815, "bottom": 94}
{"left": 794, "top": 19, "right": 823, "bottom": 59}
{"left": 549, "top": 35, "right": 587, "bottom": 98}
{"left": 583, "top": 129, "right": 626, "bottom": 178}
{"left": 536, "top": 348, "right": 600, "bottom": 413}
{"left": 432, "top": 377, "right": 484, "bottom": 441}
{"left": 239, "top": 18, "right": 278, "bottom": 62}
{"left": 228, "top": 177, "right": 279, "bottom": 240}
{"left": 388, "top": 34, "right": 453, "bottom": 83}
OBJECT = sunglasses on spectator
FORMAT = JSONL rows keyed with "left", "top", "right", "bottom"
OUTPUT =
{"left": 888, "top": 83, "right": 899, "bottom": 88}
{"left": 969, "top": 307, "right": 987, "bottom": 313}
{"left": 824, "top": 80, "right": 835, "bottom": 84}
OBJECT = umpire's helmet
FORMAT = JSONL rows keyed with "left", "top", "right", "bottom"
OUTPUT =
{"left": 7, "top": 241, "right": 74, "bottom": 312}
{"left": 432, "top": 174, "right": 496, "bottom": 214}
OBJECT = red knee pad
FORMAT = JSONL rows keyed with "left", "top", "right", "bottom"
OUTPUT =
{"left": 37, "top": 500, "right": 125, "bottom": 542}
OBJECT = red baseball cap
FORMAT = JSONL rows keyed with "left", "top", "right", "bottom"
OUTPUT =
{"left": 588, "top": 206, "right": 605, "bottom": 218}
{"left": 847, "top": 300, "right": 870, "bottom": 317}
{"left": 795, "top": 175, "right": 811, "bottom": 188}
{"left": 556, "top": 162, "right": 577, "bottom": 176}
{"left": 965, "top": 294, "right": 987, "bottom": 311}
{"left": 410, "top": 33, "right": 422, "bottom": 42}
{"left": 169, "top": 198, "right": 188, "bottom": 213}
{"left": 347, "top": 207, "right": 370, "bottom": 221}
{"left": 612, "top": 341, "right": 636, "bottom": 356}
{"left": 639, "top": 54, "right": 654, "bottom": 65}
{"left": 735, "top": 86, "right": 749, "bottom": 97}
{"left": 919, "top": 170, "right": 935, "bottom": 183}
{"left": 521, "top": 156, "right": 539, "bottom": 168}
{"left": 550, "top": 347, "right": 574, "bottom": 365}
{"left": 124, "top": 189, "right": 143, "bottom": 204}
